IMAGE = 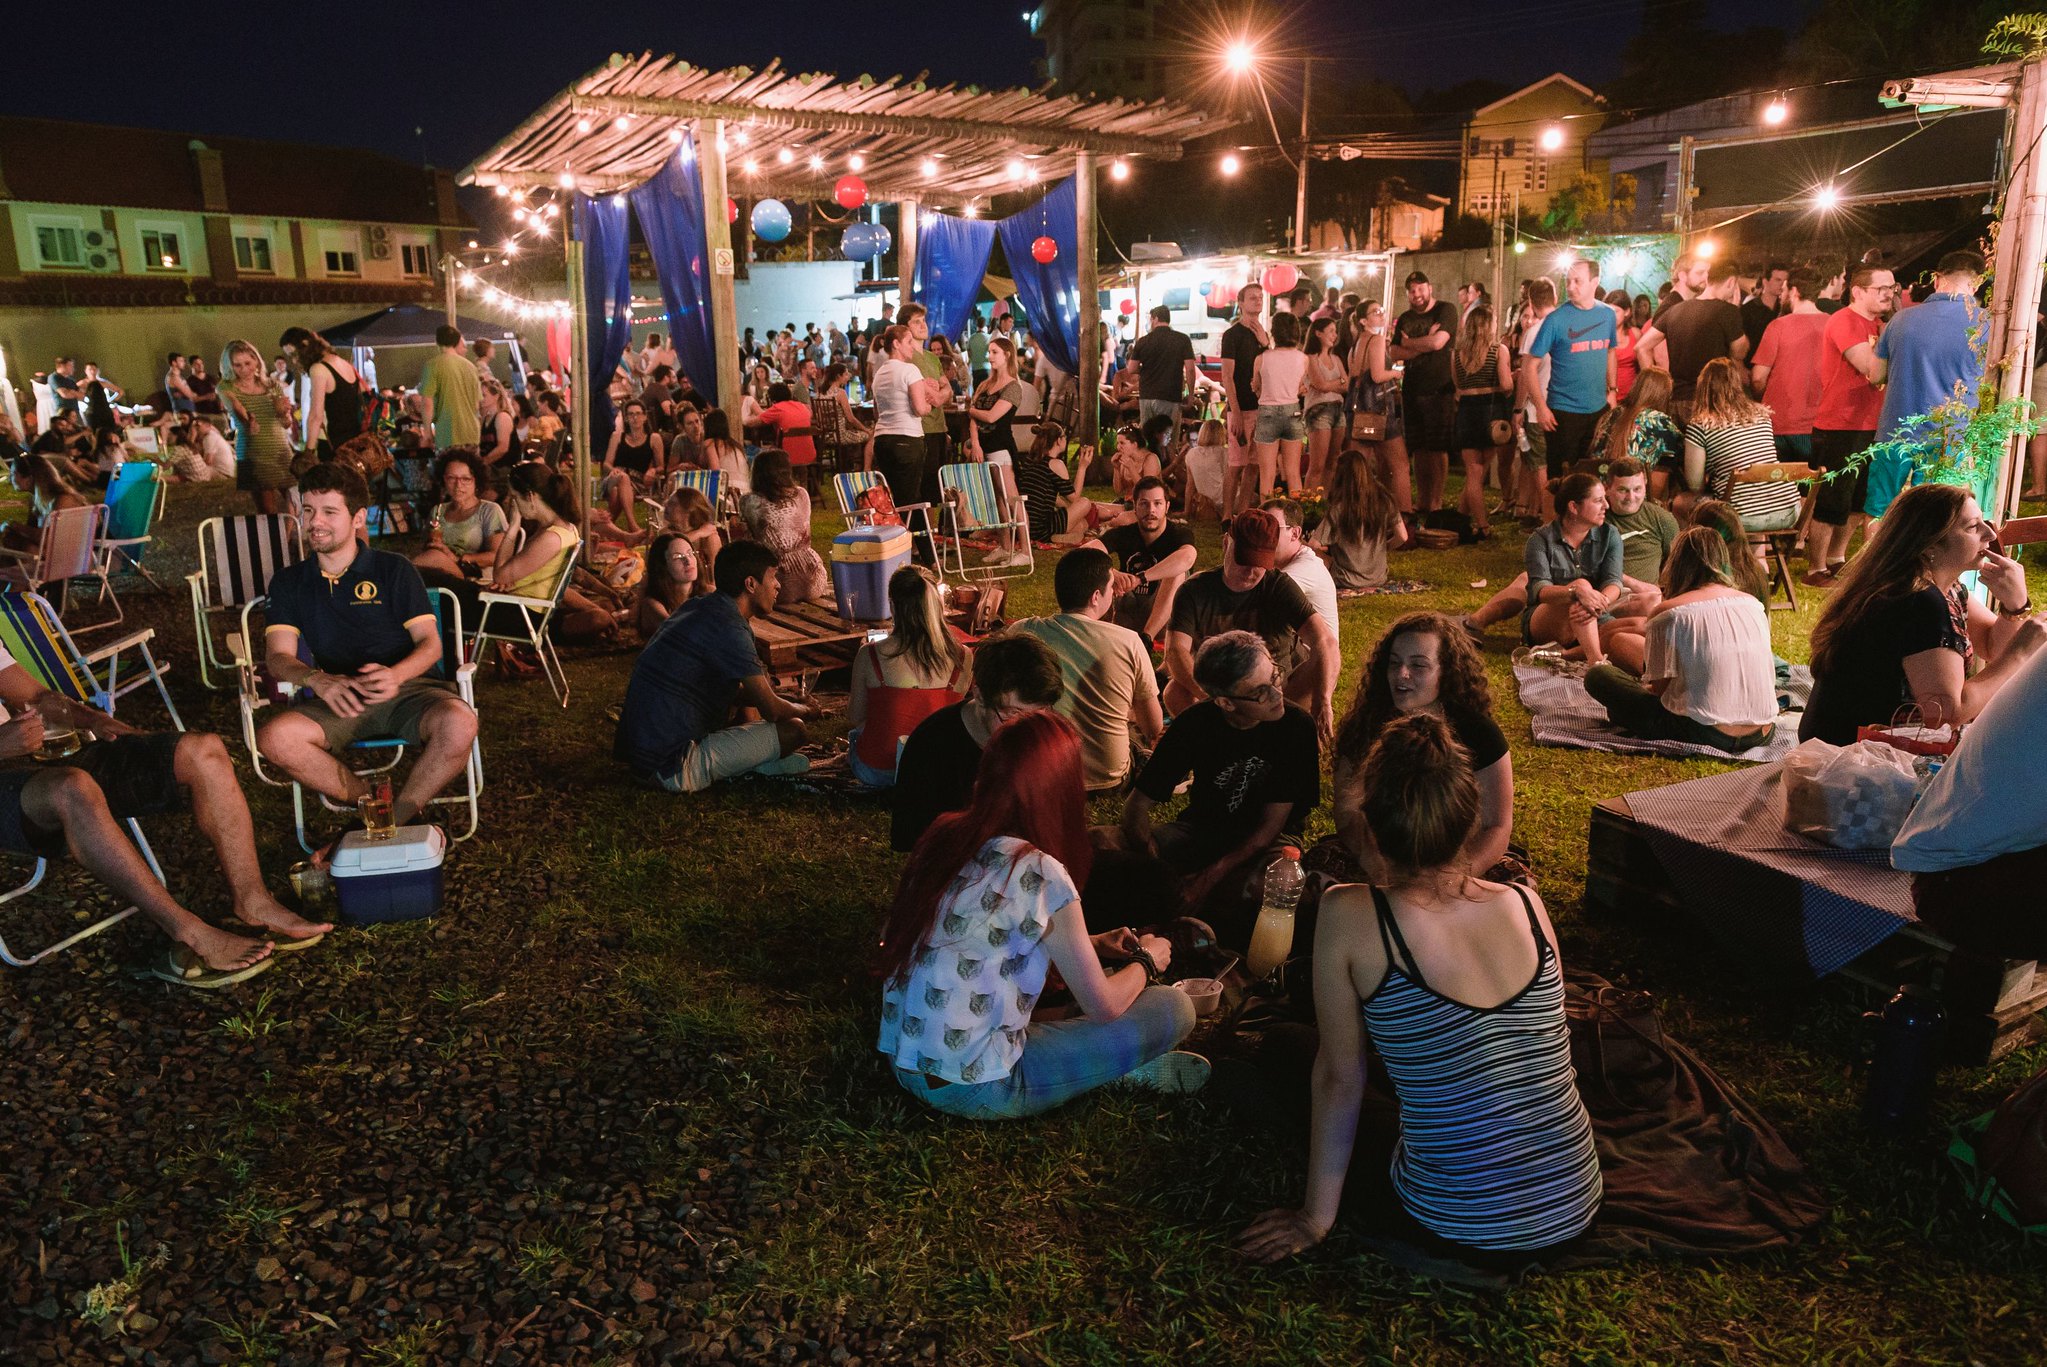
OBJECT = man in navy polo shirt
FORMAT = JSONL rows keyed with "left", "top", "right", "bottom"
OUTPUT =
{"left": 1525, "top": 258, "right": 1618, "bottom": 474}
{"left": 256, "top": 462, "right": 478, "bottom": 850}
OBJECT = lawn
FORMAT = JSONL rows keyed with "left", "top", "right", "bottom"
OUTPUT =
{"left": 2, "top": 475, "right": 2044, "bottom": 1366}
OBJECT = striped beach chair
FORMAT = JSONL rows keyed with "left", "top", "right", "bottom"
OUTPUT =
{"left": 186, "top": 514, "right": 303, "bottom": 690}
{"left": 0, "top": 504, "right": 112, "bottom": 628}
{"left": 832, "top": 468, "right": 937, "bottom": 563}
{"left": 0, "top": 588, "right": 182, "bottom": 729}
{"left": 0, "top": 592, "right": 175, "bottom": 968}
{"left": 937, "top": 462, "right": 1033, "bottom": 582}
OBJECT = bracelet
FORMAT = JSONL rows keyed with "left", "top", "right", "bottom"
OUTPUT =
{"left": 1129, "top": 946, "right": 1162, "bottom": 983}
{"left": 1998, "top": 595, "right": 2032, "bottom": 618}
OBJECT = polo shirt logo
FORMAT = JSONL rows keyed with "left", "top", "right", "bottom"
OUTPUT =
{"left": 354, "top": 581, "right": 380, "bottom": 603}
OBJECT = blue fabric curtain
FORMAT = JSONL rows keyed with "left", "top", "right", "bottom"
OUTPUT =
{"left": 995, "top": 177, "right": 1080, "bottom": 378}
{"left": 575, "top": 192, "right": 633, "bottom": 437}
{"left": 912, "top": 210, "right": 997, "bottom": 344}
{"left": 629, "top": 141, "right": 720, "bottom": 404}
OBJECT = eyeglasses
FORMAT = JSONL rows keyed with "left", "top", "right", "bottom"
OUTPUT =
{"left": 1219, "top": 681, "right": 1282, "bottom": 706}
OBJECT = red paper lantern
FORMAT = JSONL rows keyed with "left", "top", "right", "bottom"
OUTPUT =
{"left": 1118, "top": 299, "right": 1136, "bottom": 316}
{"left": 726, "top": 198, "right": 738, "bottom": 224}
{"left": 834, "top": 175, "right": 868, "bottom": 210}
{"left": 1260, "top": 263, "right": 1301, "bottom": 296}
{"left": 1030, "top": 235, "right": 1059, "bottom": 265}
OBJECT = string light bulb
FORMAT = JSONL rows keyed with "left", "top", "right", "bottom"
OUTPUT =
{"left": 777, "top": 148, "right": 795, "bottom": 165}
{"left": 1109, "top": 159, "right": 1131, "bottom": 182}
{"left": 493, "top": 185, "right": 509, "bottom": 198}
{"left": 576, "top": 117, "right": 592, "bottom": 133}
{"left": 1764, "top": 97, "right": 1789, "bottom": 126}
{"left": 1814, "top": 183, "right": 1841, "bottom": 211}
{"left": 1220, "top": 153, "right": 1242, "bottom": 176}
{"left": 849, "top": 153, "right": 867, "bottom": 172}
{"left": 920, "top": 157, "right": 939, "bottom": 178}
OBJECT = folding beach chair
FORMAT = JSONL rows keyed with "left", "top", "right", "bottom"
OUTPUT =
{"left": 0, "top": 589, "right": 181, "bottom": 729}
{"left": 468, "top": 530, "right": 575, "bottom": 707}
{"left": 0, "top": 504, "right": 114, "bottom": 629}
{"left": 186, "top": 514, "right": 303, "bottom": 690}
{"left": 233, "top": 586, "right": 481, "bottom": 853}
{"left": 936, "top": 462, "right": 1034, "bottom": 582}
{"left": 832, "top": 468, "right": 937, "bottom": 563}
{"left": 0, "top": 595, "right": 176, "bottom": 968}
{"left": 91, "top": 460, "right": 169, "bottom": 597}
{"left": 1733, "top": 461, "right": 1815, "bottom": 612}
{"left": 671, "top": 467, "right": 729, "bottom": 516}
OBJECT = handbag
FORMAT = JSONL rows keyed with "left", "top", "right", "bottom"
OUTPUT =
{"left": 1564, "top": 977, "right": 1676, "bottom": 1114}
{"left": 1349, "top": 378, "right": 1396, "bottom": 443}
{"left": 1488, "top": 416, "right": 1515, "bottom": 446}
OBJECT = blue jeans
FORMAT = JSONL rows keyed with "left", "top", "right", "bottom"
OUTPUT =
{"left": 894, "top": 986, "right": 1195, "bottom": 1119}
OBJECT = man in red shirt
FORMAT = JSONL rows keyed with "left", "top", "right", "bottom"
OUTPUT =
{"left": 1749, "top": 267, "right": 1828, "bottom": 462}
{"left": 1803, "top": 264, "right": 1895, "bottom": 584}
{"left": 757, "top": 383, "right": 818, "bottom": 469}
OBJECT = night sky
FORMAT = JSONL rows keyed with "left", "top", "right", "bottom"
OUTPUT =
{"left": 5, "top": 0, "right": 1808, "bottom": 171}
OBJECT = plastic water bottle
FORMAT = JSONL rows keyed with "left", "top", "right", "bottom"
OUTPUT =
{"left": 1863, "top": 984, "right": 1945, "bottom": 1134}
{"left": 1246, "top": 845, "right": 1305, "bottom": 980}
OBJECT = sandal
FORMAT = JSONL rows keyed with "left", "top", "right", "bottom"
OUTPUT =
{"left": 136, "top": 943, "right": 274, "bottom": 990}
{"left": 228, "top": 920, "right": 326, "bottom": 953}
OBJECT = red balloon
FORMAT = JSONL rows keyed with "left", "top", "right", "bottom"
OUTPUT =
{"left": 1260, "top": 263, "right": 1300, "bottom": 296}
{"left": 1030, "top": 235, "right": 1059, "bottom": 265}
{"left": 726, "top": 198, "right": 738, "bottom": 224}
{"left": 834, "top": 175, "right": 868, "bottom": 210}
{"left": 1118, "top": 299, "right": 1137, "bottom": 316}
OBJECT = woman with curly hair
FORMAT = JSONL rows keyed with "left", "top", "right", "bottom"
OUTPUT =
{"left": 1326, "top": 612, "right": 1517, "bottom": 882}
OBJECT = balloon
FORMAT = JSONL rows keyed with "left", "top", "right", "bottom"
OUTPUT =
{"left": 726, "top": 198, "right": 738, "bottom": 224}
{"left": 1198, "top": 281, "right": 1212, "bottom": 297}
{"left": 751, "top": 198, "right": 793, "bottom": 243}
{"left": 871, "top": 223, "right": 893, "bottom": 257}
{"left": 1030, "top": 235, "right": 1059, "bottom": 265}
{"left": 841, "top": 222, "right": 892, "bottom": 262}
{"left": 1118, "top": 299, "right": 1136, "bottom": 316}
{"left": 834, "top": 175, "right": 868, "bottom": 210}
{"left": 1260, "top": 263, "right": 1300, "bottom": 296}
{"left": 1324, "top": 273, "right": 1345, "bottom": 290}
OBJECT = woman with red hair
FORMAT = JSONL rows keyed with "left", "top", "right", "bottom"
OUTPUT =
{"left": 877, "top": 711, "right": 1207, "bottom": 1117}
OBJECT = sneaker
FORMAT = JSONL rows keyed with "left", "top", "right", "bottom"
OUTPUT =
{"left": 753, "top": 753, "right": 812, "bottom": 778}
{"left": 1120, "top": 1050, "right": 1211, "bottom": 1094}
{"left": 1800, "top": 567, "right": 1840, "bottom": 588}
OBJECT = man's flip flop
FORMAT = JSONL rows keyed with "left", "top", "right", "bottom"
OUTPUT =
{"left": 136, "top": 944, "right": 275, "bottom": 989}
{"left": 228, "top": 920, "right": 326, "bottom": 952}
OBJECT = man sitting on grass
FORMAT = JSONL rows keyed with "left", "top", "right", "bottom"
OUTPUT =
{"left": 615, "top": 542, "right": 820, "bottom": 792}
{"left": 1115, "top": 631, "right": 1321, "bottom": 942}
{"left": 889, "top": 632, "right": 1064, "bottom": 852}
{"left": 0, "top": 657, "right": 330, "bottom": 986}
{"left": 1014, "top": 548, "right": 1165, "bottom": 795}
{"left": 1081, "top": 476, "right": 1195, "bottom": 643}
{"left": 256, "top": 462, "right": 479, "bottom": 853}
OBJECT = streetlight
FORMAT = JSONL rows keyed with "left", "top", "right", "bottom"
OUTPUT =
{"left": 1224, "top": 40, "right": 1257, "bottom": 76}
{"left": 1764, "top": 97, "right": 1789, "bottom": 126}
{"left": 1814, "top": 183, "right": 1841, "bottom": 211}
{"left": 1220, "top": 152, "right": 1242, "bottom": 176}
{"left": 1539, "top": 125, "right": 1565, "bottom": 153}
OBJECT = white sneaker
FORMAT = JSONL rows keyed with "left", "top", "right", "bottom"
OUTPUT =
{"left": 753, "top": 753, "right": 812, "bottom": 778}
{"left": 1119, "top": 1050, "right": 1211, "bottom": 1094}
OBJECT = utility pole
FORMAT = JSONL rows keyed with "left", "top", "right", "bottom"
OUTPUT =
{"left": 441, "top": 253, "right": 458, "bottom": 327}
{"left": 1294, "top": 58, "right": 1312, "bottom": 254}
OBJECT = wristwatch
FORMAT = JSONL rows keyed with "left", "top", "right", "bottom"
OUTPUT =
{"left": 1997, "top": 593, "right": 2032, "bottom": 618}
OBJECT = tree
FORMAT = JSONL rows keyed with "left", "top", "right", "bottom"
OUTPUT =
{"left": 1788, "top": 0, "right": 2018, "bottom": 79}
{"left": 1606, "top": 0, "right": 1788, "bottom": 110}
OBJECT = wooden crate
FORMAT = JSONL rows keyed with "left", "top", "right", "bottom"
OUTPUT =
{"left": 1587, "top": 796, "right": 2047, "bottom": 1066}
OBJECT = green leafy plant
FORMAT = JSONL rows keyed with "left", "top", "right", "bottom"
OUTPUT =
{"left": 76, "top": 1226, "right": 169, "bottom": 1329}
{"left": 1984, "top": 13, "right": 2047, "bottom": 57}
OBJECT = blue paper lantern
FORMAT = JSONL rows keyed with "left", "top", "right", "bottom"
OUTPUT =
{"left": 751, "top": 198, "right": 793, "bottom": 243}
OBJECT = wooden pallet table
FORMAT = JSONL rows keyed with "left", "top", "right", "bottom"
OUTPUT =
{"left": 1588, "top": 795, "right": 2047, "bottom": 1066}
{"left": 750, "top": 600, "right": 878, "bottom": 673}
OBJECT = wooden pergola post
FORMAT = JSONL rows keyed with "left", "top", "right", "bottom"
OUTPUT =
{"left": 699, "top": 117, "right": 744, "bottom": 422}
{"left": 898, "top": 196, "right": 920, "bottom": 320}
{"left": 566, "top": 230, "right": 592, "bottom": 546}
{"left": 1986, "top": 56, "right": 2047, "bottom": 520}
{"left": 1075, "top": 151, "right": 1101, "bottom": 450}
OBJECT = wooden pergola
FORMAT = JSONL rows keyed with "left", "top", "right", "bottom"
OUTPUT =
{"left": 463, "top": 52, "right": 1227, "bottom": 512}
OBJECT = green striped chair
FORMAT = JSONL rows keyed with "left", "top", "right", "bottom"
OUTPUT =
{"left": 936, "top": 462, "right": 1032, "bottom": 582}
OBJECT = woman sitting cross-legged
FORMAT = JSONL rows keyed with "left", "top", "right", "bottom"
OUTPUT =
{"left": 412, "top": 449, "right": 507, "bottom": 582}
{"left": 877, "top": 710, "right": 1208, "bottom": 1118}
{"left": 1311, "top": 448, "right": 1409, "bottom": 594}
{"left": 738, "top": 448, "right": 829, "bottom": 607}
{"left": 1237, "top": 712, "right": 1601, "bottom": 1265}
{"left": 1585, "top": 526, "right": 1779, "bottom": 753}
{"left": 634, "top": 531, "right": 705, "bottom": 638}
{"left": 847, "top": 565, "right": 971, "bottom": 788}
{"left": 1324, "top": 612, "right": 1516, "bottom": 886}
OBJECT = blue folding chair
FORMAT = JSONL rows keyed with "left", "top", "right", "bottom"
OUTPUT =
{"left": 0, "top": 592, "right": 175, "bottom": 967}
{"left": 92, "top": 461, "right": 169, "bottom": 601}
{"left": 234, "top": 587, "right": 482, "bottom": 853}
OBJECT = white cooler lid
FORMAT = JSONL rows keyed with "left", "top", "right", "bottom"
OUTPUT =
{"left": 331, "top": 825, "right": 446, "bottom": 877}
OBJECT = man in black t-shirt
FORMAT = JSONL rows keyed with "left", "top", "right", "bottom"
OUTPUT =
{"left": 1129, "top": 306, "right": 1197, "bottom": 449}
{"left": 1740, "top": 263, "right": 1789, "bottom": 354}
{"left": 1390, "top": 271, "right": 1460, "bottom": 512}
{"left": 1638, "top": 257, "right": 1749, "bottom": 414}
{"left": 1217, "top": 283, "right": 1269, "bottom": 514}
{"left": 1118, "top": 631, "right": 1321, "bottom": 940}
{"left": 1085, "top": 477, "right": 1195, "bottom": 642}
{"left": 47, "top": 358, "right": 83, "bottom": 417}
{"left": 889, "top": 634, "right": 1063, "bottom": 852}
{"left": 1162, "top": 509, "right": 1337, "bottom": 742}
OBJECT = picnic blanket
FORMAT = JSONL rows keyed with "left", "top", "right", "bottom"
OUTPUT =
{"left": 1623, "top": 761, "right": 1916, "bottom": 977}
{"left": 1515, "top": 662, "right": 1809, "bottom": 763}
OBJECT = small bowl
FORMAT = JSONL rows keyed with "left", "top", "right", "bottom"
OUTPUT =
{"left": 1175, "top": 977, "right": 1223, "bottom": 1017}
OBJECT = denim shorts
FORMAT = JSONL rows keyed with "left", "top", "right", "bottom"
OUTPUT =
{"left": 1253, "top": 404, "right": 1307, "bottom": 444}
{"left": 1304, "top": 400, "right": 1344, "bottom": 434}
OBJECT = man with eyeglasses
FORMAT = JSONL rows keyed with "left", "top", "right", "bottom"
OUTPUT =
{"left": 1803, "top": 263, "right": 1895, "bottom": 584}
{"left": 1118, "top": 631, "right": 1321, "bottom": 940}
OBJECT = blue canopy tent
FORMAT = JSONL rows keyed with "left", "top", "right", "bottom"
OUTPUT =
{"left": 317, "top": 305, "right": 530, "bottom": 391}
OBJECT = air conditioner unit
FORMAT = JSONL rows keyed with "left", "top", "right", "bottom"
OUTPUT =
{"left": 368, "top": 241, "right": 394, "bottom": 261}
{"left": 368, "top": 225, "right": 390, "bottom": 244}
{"left": 82, "top": 229, "right": 109, "bottom": 250}
{"left": 87, "top": 252, "right": 118, "bottom": 273}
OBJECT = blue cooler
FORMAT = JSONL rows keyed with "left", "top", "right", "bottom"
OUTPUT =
{"left": 831, "top": 524, "right": 913, "bottom": 621}
{"left": 330, "top": 825, "right": 446, "bottom": 925}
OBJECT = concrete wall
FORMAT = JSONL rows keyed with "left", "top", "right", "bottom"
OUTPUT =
{"left": 0, "top": 303, "right": 384, "bottom": 403}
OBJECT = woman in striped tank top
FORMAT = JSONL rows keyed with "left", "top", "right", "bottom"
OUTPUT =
{"left": 1239, "top": 712, "right": 1601, "bottom": 1262}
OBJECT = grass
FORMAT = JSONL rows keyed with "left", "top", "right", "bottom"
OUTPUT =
{"left": 16, "top": 475, "right": 2047, "bottom": 1364}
